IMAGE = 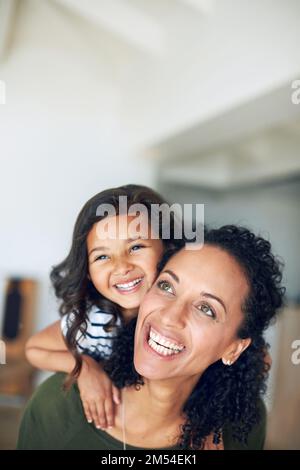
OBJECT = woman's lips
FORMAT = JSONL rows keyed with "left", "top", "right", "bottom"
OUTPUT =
{"left": 143, "top": 324, "right": 186, "bottom": 360}
{"left": 113, "top": 276, "right": 144, "bottom": 295}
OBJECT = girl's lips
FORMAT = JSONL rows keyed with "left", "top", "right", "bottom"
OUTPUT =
{"left": 113, "top": 277, "right": 144, "bottom": 295}
{"left": 142, "top": 323, "right": 187, "bottom": 361}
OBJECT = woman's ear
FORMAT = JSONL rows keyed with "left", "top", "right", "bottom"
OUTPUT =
{"left": 222, "top": 338, "right": 251, "bottom": 366}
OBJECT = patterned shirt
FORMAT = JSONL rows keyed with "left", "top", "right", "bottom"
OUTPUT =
{"left": 60, "top": 306, "right": 121, "bottom": 361}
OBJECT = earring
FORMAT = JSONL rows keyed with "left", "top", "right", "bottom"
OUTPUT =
{"left": 222, "top": 358, "right": 232, "bottom": 366}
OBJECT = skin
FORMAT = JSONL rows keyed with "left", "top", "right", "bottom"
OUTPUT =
{"left": 87, "top": 214, "right": 164, "bottom": 319}
{"left": 105, "top": 245, "right": 251, "bottom": 448}
{"left": 26, "top": 214, "right": 164, "bottom": 430}
{"left": 134, "top": 244, "right": 251, "bottom": 380}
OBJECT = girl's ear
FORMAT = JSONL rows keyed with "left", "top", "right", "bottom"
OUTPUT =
{"left": 222, "top": 338, "right": 251, "bottom": 366}
{"left": 87, "top": 272, "right": 91, "bottom": 281}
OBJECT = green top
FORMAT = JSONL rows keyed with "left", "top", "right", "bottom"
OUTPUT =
{"left": 17, "top": 373, "right": 266, "bottom": 450}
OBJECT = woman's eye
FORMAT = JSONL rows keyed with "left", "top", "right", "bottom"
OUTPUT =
{"left": 95, "top": 254, "right": 109, "bottom": 261}
{"left": 197, "top": 303, "right": 216, "bottom": 319}
{"left": 130, "top": 244, "right": 145, "bottom": 252}
{"left": 157, "top": 280, "right": 174, "bottom": 294}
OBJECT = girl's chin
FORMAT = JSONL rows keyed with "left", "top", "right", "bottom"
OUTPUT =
{"left": 118, "top": 300, "right": 140, "bottom": 311}
{"left": 113, "top": 290, "right": 141, "bottom": 304}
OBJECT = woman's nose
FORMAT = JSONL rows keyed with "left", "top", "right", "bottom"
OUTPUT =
{"left": 159, "top": 301, "right": 187, "bottom": 330}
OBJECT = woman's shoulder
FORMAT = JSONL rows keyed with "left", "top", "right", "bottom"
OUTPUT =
{"left": 24, "top": 372, "right": 82, "bottom": 420}
{"left": 17, "top": 373, "right": 83, "bottom": 449}
{"left": 223, "top": 398, "right": 267, "bottom": 450}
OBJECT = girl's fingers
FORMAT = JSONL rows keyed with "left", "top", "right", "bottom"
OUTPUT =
{"left": 82, "top": 401, "right": 93, "bottom": 424}
{"left": 112, "top": 385, "right": 121, "bottom": 405}
{"left": 104, "top": 397, "right": 115, "bottom": 428}
{"left": 89, "top": 401, "right": 104, "bottom": 430}
{"left": 95, "top": 401, "right": 107, "bottom": 430}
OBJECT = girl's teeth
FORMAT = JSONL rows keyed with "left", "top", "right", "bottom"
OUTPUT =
{"left": 115, "top": 278, "right": 142, "bottom": 290}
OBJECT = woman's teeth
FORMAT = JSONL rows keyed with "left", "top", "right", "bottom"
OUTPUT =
{"left": 115, "top": 277, "right": 143, "bottom": 291}
{"left": 148, "top": 328, "right": 185, "bottom": 356}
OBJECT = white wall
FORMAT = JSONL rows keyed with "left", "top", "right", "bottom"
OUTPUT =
{"left": 159, "top": 178, "right": 300, "bottom": 408}
{"left": 0, "top": 0, "right": 155, "bottom": 331}
{"left": 159, "top": 179, "right": 300, "bottom": 300}
{"left": 1, "top": 0, "right": 299, "bottom": 336}
{"left": 123, "top": 0, "right": 300, "bottom": 145}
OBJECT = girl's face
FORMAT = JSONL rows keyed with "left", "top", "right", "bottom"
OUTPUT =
{"left": 87, "top": 214, "right": 164, "bottom": 316}
{"left": 134, "top": 245, "right": 251, "bottom": 381}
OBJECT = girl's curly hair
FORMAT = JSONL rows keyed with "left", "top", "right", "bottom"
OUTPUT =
{"left": 105, "top": 225, "right": 286, "bottom": 449}
{"left": 50, "top": 184, "right": 182, "bottom": 388}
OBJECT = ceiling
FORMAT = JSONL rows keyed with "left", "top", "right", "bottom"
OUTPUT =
{"left": 48, "top": 0, "right": 214, "bottom": 56}
{"left": 0, "top": 0, "right": 214, "bottom": 58}
{"left": 1, "top": 0, "right": 300, "bottom": 189}
{"left": 141, "top": 77, "right": 300, "bottom": 189}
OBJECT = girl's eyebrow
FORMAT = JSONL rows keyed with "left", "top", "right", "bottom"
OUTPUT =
{"left": 88, "top": 238, "right": 144, "bottom": 256}
{"left": 88, "top": 246, "right": 109, "bottom": 256}
{"left": 127, "top": 237, "right": 143, "bottom": 242}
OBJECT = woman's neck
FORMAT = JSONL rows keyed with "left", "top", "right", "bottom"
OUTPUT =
{"left": 107, "top": 375, "right": 201, "bottom": 448}
{"left": 127, "top": 376, "right": 197, "bottom": 423}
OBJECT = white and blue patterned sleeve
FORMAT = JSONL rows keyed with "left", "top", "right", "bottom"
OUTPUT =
{"left": 60, "top": 306, "right": 121, "bottom": 361}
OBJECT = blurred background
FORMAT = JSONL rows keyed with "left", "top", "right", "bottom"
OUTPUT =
{"left": 0, "top": 0, "right": 300, "bottom": 450}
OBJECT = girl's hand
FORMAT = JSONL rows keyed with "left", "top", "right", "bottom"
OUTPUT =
{"left": 77, "top": 355, "right": 121, "bottom": 429}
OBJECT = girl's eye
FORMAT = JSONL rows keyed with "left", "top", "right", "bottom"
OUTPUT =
{"left": 95, "top": 254, "right": 109, "bottom": 261}
{"left": 157, "top": 279, "right": 174, "bottom": 294}
{"left": 130, "top": 244, "right": 145, "bottom": 252}
{"left": 197, "top": 303, "right": 216, "bottom": 319}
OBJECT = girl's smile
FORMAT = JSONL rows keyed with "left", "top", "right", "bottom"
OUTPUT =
{"left": 113, "top": 276, "right": 144, "bottom": 294}
{"left": 87, "top": 214, "right": 164, "bottom": 315}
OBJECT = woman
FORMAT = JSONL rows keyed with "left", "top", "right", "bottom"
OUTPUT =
{"left": 17, "top": 226, "right": 284, "bottom": 450}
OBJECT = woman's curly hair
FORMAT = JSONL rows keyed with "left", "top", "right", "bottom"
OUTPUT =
{"left": 50, "top": 184, "right": 182, "bottom": 388}
{"left": 105, "top": 225, "right": 286, "bottom": 449}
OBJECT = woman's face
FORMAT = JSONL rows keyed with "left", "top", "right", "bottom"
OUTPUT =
{"left": 134, "top": 245, "right": 250, "bottom": 380}
{"left": 87, "top": 214, "right": 164, "bottom": 313}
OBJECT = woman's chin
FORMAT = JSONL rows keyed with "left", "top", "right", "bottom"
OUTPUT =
{"left": 134, "top": 356, "right": 168, "bottom": 381}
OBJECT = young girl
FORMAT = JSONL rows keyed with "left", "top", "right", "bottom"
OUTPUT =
{"left": 26, "top": 184, "right": 181, "bottom": 431}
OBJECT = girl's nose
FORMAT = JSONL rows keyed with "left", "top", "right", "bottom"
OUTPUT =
{"left": 113, "top": 260, "right": 134, "bottom": 277}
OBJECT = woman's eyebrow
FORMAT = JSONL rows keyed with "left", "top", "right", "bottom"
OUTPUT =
{"left": 201, "top": 292, "right": 227, "bottom": 315}
{"left": 162, "top": 270, "right": 180, "bottom": 283}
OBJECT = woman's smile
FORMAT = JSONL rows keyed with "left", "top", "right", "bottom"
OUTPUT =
{"left": 134, "top": 244, "right": 250, "bottom": 380}
{"left": 142, "top": 322, "right": 187, "bottom": 361}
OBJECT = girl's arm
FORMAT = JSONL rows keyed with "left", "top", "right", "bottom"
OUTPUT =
{"left": 25, "top": 320, "right": 76, "bottom": 373}
{"left": 25, "top": 320, "right": 120, "bottom": 428}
